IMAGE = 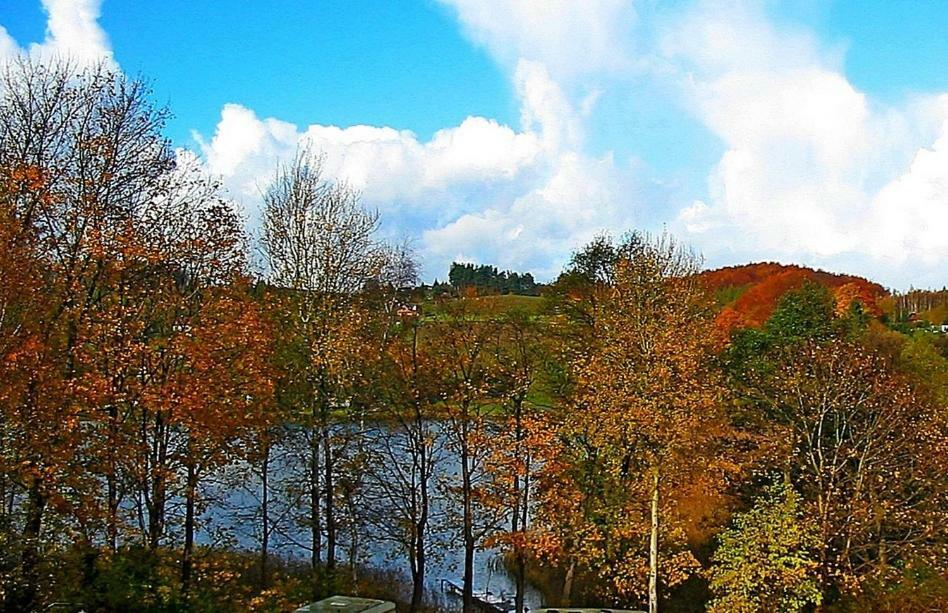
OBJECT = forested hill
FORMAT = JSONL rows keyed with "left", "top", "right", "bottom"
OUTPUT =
{"left": 700, "top": 262, "right": 887, "bottom": 333}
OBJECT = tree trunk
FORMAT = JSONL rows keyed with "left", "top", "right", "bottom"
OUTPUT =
{"left": 410, "top": 564, "right": 425, "bottom": 612}
{"left": 562, "top": 558, "right": 576, "bottom": 607}
{"left": 260, "top": 437, "right": 270, "bottom": 589}
{"left": 461, "top": 423, "right": 475, "bottom": 613}
{"left": 107, "top": 403, "right": 119, "bottom": 553}
{"left": 511, "top": 467, "right": 527, "bottom": 613}
{"left": 513, "top": 399, "right": 528, "bottom": 613}
{"left": 515, "top": 554, "right": 526, "bottom": 613}
{"left": 410, "top": 420, "right": 431, "bottom": 613}
{"left": 6, "top": 478, "right": 45, "bottom": 613}
{"left": 147, "top": 411, "right": 168, "bottom": 551}
{"left": 0, "top": 473, "right": 5, "bottom": 536}
{"left": 347, "top": 492, "right": 360, "bottom": 591}
{"left": 309, "top": 428, "right": 322, "bottom": 599}
{"left": 324, "top": 424, "right": 336, "bottom": 592}
{"left": 181, "top": 460, "right": 197, "bottom": 598}
{"left": 411, "top": 527, "right": 426, "bottom": 612}
{"left": 649, "top": 465, "right": 660, "bottom": 613}
{"left": 78, "top": 537, "right": 99, "bottom": 595}
{"left": 148, "top": 475, "right": 165, "bottom": 550}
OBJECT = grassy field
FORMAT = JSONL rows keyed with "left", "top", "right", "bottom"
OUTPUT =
{"left": 422, "top": 294, "right": 549, "bottom": 319}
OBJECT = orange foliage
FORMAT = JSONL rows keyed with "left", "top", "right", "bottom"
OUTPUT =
{"left": 702, "top": 263, "right": 886, "bottom": 336}
{"left": 834, "top": 281, "right": 883, "bottom": 317}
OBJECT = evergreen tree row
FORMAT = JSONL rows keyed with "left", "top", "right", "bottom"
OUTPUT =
{"left": 447, "top": 261, "right": 540, "bottom": 295}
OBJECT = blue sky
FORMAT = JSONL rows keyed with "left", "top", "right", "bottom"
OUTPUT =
{"left": 1, "top": 0, "right": 946, "bottom": 288}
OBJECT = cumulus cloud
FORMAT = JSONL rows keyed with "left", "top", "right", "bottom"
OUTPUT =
{"left": 437, "top": 0, "right": 637, "bottom": 80}
{"left": 195, "top": 97, "right": 544, "bottom": 206}
{"left": 867, "top": 103, "right": 948, "bottom": 266}
{"left": 412, "top": 0, "right": 948, "bottom": 285}
{"left": 423, "top": 151, "right": 632, "bottom": 278}
{"left": 0, "top": 0, "right": 114, "bottom": 67}
{"left": 7, "top": 0, "right": 944, "bottom": 287}
{"left": 663, "top": 1, "right": 948, "bottom": 286}
{"left": 31, "top": 0, "right": 113, "bottom": 64}
{"left": 0, "top": 27, "right": 17, "bottom": 60}
{"left": 195, "top": 59, "right": 632, "bottom": 278}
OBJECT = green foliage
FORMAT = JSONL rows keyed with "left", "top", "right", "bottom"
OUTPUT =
{"left": 448, "top": 261, "right": 539, "bottom": 295}
{"left": 724, "top": 327, "right": 773, "bottom": 381}
{"left": 464, "top": 294, "right": 547, "bottom": 316}
{"left": 835, "top": 564, "right": 948, "bottom": 612}
{"left": 899, "top": 332, "right": 948, "bottom": 405}
{"left": 708, "top": 481, "right": 822, "bottom": 613}
{"left": 837, "top": 298, "right": 871, "bottom": 339}
{"left": 763, "top": 281, "right": 835, "bottom": 344}
{"left": 563, "top": 232, "right": 618, "bottom": 285}
{"left": 713, "top": 283, "right": 751, "bottom": 308}
{"left": 32, "top": 546, "right": 436, "bottom": 612}
{"left": 726, "top": 281, "right": 850, "bottom": 382}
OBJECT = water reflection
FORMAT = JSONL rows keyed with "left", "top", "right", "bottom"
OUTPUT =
{"left": 199, "top": 422, "right": 544, "bottom": 611}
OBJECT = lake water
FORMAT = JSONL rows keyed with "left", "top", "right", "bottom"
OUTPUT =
{"left": 198, "top": 422, "right": 545, "bottom": 611}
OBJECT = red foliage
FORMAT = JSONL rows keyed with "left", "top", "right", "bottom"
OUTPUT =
{"left": 834, "top": 282, "right": 883, "bottom": 318}
{"left": 701, "top": 263, "right": 886, "bottom": 335}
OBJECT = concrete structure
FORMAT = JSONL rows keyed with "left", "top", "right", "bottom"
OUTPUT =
{"left": 294, "top": 596, "right": 395, "bottom": 613}
{"left": 532, "top": 609, "right": 645, "bottom": 613}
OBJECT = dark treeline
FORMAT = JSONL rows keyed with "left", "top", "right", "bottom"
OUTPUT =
{"left": 446, "top": 262, "right": 540, "bottom": 296}
{"left": 1, "top": 59, "right": 947, "bottom": 613}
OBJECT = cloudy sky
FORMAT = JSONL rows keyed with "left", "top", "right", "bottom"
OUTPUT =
{"left": 2, "top": 0, "right": 946, "bottom": 288}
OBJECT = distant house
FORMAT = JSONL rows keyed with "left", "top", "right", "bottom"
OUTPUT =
{"left": 396, "top": 303, "right": 420, "bottom": 318}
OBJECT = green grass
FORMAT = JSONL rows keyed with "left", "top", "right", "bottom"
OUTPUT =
{"left": 466, "top": 294, "right": 546, "bottom": 313}
{"left": 714, "top": 284, "right": 751, "bottom": 308}
{"left": 421, "top": 294, "right": 548, "bottom": 320}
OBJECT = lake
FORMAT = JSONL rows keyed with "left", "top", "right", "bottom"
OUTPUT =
{"left": 196, "top": 421, "right": 545, "bottom": 611}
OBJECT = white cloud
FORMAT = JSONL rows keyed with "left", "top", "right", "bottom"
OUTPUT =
{"left": 515, "top": 59, "right": 582, "bottom": 151}
{"left": 194, "top": 60, "right": 631, "bottom": 278}
{"left": 31, "top": 0, "right": 112, "bottom": 64}
{"left": 867, "top": 103, "right": 948, "bottom": 265}
{"left": 437, "top": 0, "right": 637, "bottom": 80}
{"left": 0, "top": 0, "right": 114, "bottom": 68}
{"left": 0, "top": 26, "right": 17, "bottom": 60}
{"left": 195, "top": 101, "right": 544, "bottom": 205}
{"left": 660, "top": 0, "right": 837, "bottom": 76}
{"left": 7, "top": 0, "right": 942, "bottom": 287}
{"left": 423, "top": 151, "right": 631, "bottom": 278}
{"left": 196, "top": 59, "right": 580, "bottom": 202}
{"left": 663, "top": 1, "right": 948, "bottom": 287}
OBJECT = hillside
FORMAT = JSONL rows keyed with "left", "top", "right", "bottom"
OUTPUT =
{"left": 700, "top": 263, "right": 887, "bottom": 333}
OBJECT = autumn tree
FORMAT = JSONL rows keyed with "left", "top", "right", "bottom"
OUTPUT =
{"left": 261, "top": 148, "right": 385, "bottom": 596}
{"left": 550, "top": 232, "right": 619, "bottom": 326}
{"left": 163, "top": 217, "right": 273, "bottom": 598}
{"left": 547, "top": 232, "right": 731, "bottom": 611}
{"left": 0, "top": 57, "right": 187, "bottom": 609}
{"left": 363, "top": 311, "right": 446, "bottom": 612}
{"left": 725, "top": 282, "right": 948, "bottom": 601}
{"left": 484, "top": 309, "right": 549, "bottom": 613}
{"left": 708, "top": 480, "right": 822, "bottom": 613}
{"left": 0, "top": 56, "right": 276, "bottom": 608}
{"left": 433, "top": 301, "right": 508, "bottom": 613}
{"left": 749, "top": 339, "right": 947, "bottom": 599}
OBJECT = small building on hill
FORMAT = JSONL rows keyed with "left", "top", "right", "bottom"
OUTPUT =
{"left": 396, "top": 303, "right": 420, "bottom": 318}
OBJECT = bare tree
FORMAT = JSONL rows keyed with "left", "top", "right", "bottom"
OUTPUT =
{"left": 364, "top": 313, "right": 445, "bottom": 611}
{"left": 261, "top": 148, "right": 384, "bottom": 595}
{"left": 434, "top": 303, "right": 509, "bottom": 613}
